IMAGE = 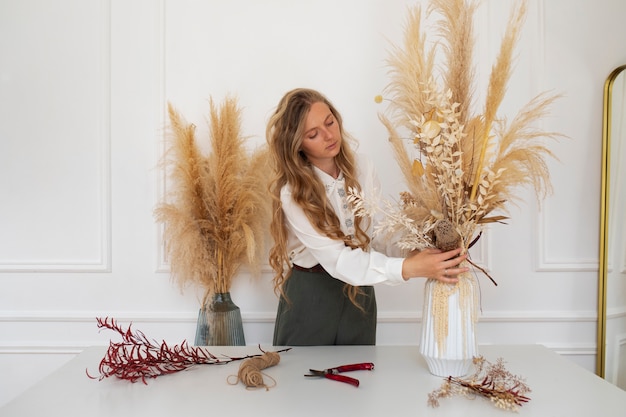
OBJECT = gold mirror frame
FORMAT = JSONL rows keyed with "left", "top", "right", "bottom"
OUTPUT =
{"left": 597, "top": 64, "right": 626, "bottom": 378}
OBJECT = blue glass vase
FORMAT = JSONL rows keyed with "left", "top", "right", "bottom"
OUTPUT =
{"left": 194, "top": 292, "right": 246, "bottom": 346}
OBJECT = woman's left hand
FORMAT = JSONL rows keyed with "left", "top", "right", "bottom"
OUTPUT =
{"left": 401, "top": 248, "right": 468, "bottom": 283}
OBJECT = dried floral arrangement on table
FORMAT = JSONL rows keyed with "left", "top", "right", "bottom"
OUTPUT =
{"left": 154, "top": 95, "right": 271, "bottom": 305}
{"left": 428, "top": 356, "right": 531, "bottom": 411}
{"left": 86, "top": 317, "right": 289, "bottom": 385}
{"left": 350, "top": 0, "right": 561, "bottom": 341}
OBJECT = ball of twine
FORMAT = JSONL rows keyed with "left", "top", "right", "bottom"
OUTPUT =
{"left": 228, "top": 351, "right": 281, "bottom": 391}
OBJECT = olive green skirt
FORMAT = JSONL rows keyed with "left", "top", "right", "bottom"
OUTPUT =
{"left": 272, "top": 266, "right": 377, "bottom": 346}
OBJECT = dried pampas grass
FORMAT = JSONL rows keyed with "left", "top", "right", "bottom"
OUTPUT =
{"left": 352, "top": 0, "right": 563, "bottom": 257}
{"left": 155, "top": 96, "right": 271, "bottom": 305}
{"left": 348, "top": 0, "right": 564, "bottom": 378}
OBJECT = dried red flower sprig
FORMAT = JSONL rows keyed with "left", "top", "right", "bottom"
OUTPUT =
{"left": 428, "top": 356, "right": 531, "bottom": 412}
{"left": 86, "top": 317, "right": 290, "bottom": 384}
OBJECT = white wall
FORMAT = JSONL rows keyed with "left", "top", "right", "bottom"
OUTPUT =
{"left": 1, "top": 0, "right": 626, "bottom": 407}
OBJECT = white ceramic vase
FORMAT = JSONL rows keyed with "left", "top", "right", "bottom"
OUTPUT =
{"left": 419, "top": 273, "right": 478, "bottom": 377}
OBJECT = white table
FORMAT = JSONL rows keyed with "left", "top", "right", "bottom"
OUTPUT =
{"left": 2, "top": 344, "right": 625, "bottom": 416}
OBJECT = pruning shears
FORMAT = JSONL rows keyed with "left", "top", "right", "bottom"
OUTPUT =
{"left": 304, "top": 362, "right": 375, "bottom": 387}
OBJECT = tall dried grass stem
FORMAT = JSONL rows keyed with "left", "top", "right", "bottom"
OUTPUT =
{"left": 155, "top": 96, "right": 271, "bottom": 305}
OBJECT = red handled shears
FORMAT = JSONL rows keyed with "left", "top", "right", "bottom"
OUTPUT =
{"left": 304, "top": 362, "right": 374, "bottom": 387}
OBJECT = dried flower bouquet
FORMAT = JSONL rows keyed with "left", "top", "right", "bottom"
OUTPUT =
{"left": 154, "top": 96, "right": 271, "bottom": 306}
{"left": 351, "top": 0, "right": 561, "bottom": 280}
{"left": 349, "top": 0, "right": 562, "bottom": 364}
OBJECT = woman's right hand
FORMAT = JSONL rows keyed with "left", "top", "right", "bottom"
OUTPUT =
{"left": 401, "top": 248, "right": 468, "bottom": 284}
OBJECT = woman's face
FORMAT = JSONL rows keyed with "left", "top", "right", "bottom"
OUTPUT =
{"left": 299, "top": 101, "right": 342, "bottom": 166}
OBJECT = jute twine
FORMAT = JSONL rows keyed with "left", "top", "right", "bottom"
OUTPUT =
{"left": 227, "top": 351, "right": 281, "bottom": 391}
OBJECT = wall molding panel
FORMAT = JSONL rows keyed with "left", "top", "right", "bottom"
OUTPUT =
{"left": 0, "top": 0, "right": 112, "bottom": 273}
{"left": 0, "top": 309, "right": 598, "bottom": 363}
{"left": 536, "top": 202, "right": 599, "bottom": 272}
{"left": 0, "top": 308, "right": 597, "bottom": 325}
{"left": 0, "top": 314, "right": 598, "bottom": 374}
{"left": 528, "top": 0, "right": 597, "bottom": 273}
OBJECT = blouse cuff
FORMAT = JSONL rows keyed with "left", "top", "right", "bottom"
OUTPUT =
{"left": 386, "top": 257, "right": 407, "bottom": 285}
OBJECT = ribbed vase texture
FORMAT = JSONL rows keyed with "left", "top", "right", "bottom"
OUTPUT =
{"left": 419, "top": 278, "right": 477, "bottom": 377}
{"left": 194, "top": 292, "right": 246, "bottom": 346}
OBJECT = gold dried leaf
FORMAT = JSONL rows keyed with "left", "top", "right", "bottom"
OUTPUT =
{"left": 412, "top": 159, "right": 425, "bottom": 177}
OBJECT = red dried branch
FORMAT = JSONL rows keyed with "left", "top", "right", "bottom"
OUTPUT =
{"left": 86, "top": 317, "right": 290, "bottom": 384}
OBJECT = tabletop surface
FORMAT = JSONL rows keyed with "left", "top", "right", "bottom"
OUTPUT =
{"left": 2, "top": 344, "right": 626, "bottom": 417}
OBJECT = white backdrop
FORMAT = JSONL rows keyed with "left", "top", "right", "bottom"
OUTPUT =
{"left": 2, "top": 0, "right": 626, "bottom": 406}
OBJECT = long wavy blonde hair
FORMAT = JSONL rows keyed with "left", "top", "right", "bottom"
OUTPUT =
{"left": 266, "top": 88, "right": 370, "bottom": 308}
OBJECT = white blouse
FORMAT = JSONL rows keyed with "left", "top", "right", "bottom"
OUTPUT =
{"left": 280, "top": 154, "right": 406, "bottom": 286}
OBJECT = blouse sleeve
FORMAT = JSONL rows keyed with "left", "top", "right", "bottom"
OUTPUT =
{"left": 280, "top": 183, "right": 406, "bottom": 287}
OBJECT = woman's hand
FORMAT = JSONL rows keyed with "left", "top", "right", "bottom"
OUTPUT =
{"left": 401, "top": 248, "right": 468, "bottom": 284}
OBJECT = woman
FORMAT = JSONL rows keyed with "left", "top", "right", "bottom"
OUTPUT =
{"left": 266, "top": 88, "right": 467, "bottom": 346}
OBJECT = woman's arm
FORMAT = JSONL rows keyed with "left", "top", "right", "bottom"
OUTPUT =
{"left": 281, "top": 186, "right": 406, "bottom": 286}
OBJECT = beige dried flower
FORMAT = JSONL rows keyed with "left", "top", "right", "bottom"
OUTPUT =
{"left": 428, "top": 356, "right": 531, "bottom": 411}
{"left": 352, "top": 0, "right": 562, "bottom": 270}
{"left": 349, "top": 0, "right": 562, "bottom": 368}
{"left": 154, "top": 96, "right": 271, "bottom": 305}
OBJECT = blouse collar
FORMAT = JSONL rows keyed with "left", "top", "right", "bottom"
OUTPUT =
{"left": 312, "top": 164, "right": 344, "bottom": 188}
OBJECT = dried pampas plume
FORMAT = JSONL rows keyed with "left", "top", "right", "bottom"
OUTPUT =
{"left": 349, "top": 0, "right": 565, "bottom": 357}
{"left": 353, "top": 0, "right": 563, "bottom": 258}
{"left": 154, "top": 96, "right": 271, "bottom": 305}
